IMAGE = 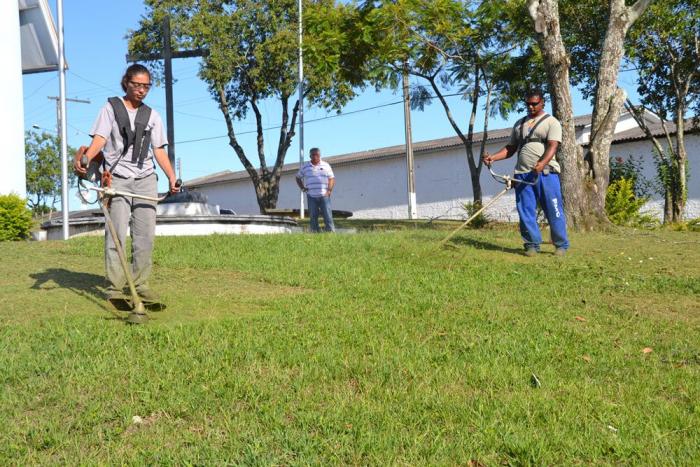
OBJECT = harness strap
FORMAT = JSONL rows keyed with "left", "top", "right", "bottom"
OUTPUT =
{"left": 517, "top": 113, "right": 551, "bottom": 153}
{"left": 107, "top": 97, "right": 153, "bottom": 172}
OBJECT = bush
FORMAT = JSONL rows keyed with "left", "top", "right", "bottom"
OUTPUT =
{"left": 605, "top": 178, "right": 657, "bottom": 228}
{"left": 460, "top": 201, "right": 490, "bottom": 228}
{"left": 609, "top": 155, "right": 654, "bottom": 198}
{"left": 0, "top": 194, "right": 33, "bottom": 241}
{"left": 667, "top": 218, "right": 700, "bottom": 232}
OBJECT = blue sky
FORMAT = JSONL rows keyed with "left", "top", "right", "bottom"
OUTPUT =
{"left": 23, "top": 0, "right": 641, "bottom": 193}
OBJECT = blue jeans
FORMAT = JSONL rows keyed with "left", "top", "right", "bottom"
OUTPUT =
{"left": 307, "top": 195, "right": 335, "bottom": 233}
{"left": 515, "top": 171, "right": 569, "bottom": 251}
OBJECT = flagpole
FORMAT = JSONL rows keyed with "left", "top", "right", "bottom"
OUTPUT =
{"left": 57, "top": 0, "right": 70, "bottom": 239}
{"left": 297, "top": 0, "right": 305, "bottom": 219}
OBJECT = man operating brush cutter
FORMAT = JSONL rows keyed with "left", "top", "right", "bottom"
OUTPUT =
{"left": 439, "top": 165, "right": 538, "bottom": 248}
{"left": 482, "top": 89, "right": 570, "bottom": 257}
{"left": 74, "top": 64, "right": 179, "bottom": 324}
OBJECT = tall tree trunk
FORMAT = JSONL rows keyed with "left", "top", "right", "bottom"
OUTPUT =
{"left": 586, "top": 0, "right": 651, "bottom": 224}
{"left": 217, "top": 85, "right": 299, "bottom": 213}
{"left": 528, "top": 0, "right": 651, "bottom": 230}
{"left": 673, "top": 104, "right": 688, "bottom": 222}
{"left": 466, "top": 63, "right": 482, "bottom": 205}
{"left": 423, "top": 73, "right": 483, "bottom": 207}
{"left": 527, "top": 0, "right": 588, "bottom": 228}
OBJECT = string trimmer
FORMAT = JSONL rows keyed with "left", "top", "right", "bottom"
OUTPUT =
{"left": 439, "top": 165, "right": 538, "bottom": 247}
{"left": 76, "top": 147, "right": 180, "bottom": 324}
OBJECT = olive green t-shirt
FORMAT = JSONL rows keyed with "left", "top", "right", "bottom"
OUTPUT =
{"left": 509, "top": 114, "right": 562, "bottom": 174}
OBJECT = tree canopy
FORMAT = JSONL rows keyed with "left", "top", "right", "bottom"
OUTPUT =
{"left": 24, "top": 130, "right": 76, "bottom": 214}
{"left": 128, "top": 0, "right": 372, "bottom": 212}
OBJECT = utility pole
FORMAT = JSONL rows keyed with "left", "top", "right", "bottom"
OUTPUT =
{"left": 48, "top": 96, "right": 91, "bottom": 135}
{"left": 402, "top": 63, "right": 417, "bottom": 219}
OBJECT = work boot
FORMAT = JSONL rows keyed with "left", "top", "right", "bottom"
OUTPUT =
{"left": 524, "top": 247, "right": 538, "bottom": 257}
{"left": 554, "top": 248, "right": 567, "bottom": 257}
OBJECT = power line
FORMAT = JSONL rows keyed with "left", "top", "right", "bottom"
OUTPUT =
{"left": 66, "top": 69, "right": 468, "bottom": 145}
{"left": 175, "top": 92, "right": 464, "bottom": 145}
{"left": 24, "top": 75, "right": 57, "bottom": 101}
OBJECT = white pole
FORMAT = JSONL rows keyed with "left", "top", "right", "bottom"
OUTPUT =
{"left": 402, "top": 65, "right": 417, "bottom": 219}
{"left": 298, "top": 0, "right": 305, "bottom": 219}
{"left": 57, "top": 0, "right": 70, "bottom": 240}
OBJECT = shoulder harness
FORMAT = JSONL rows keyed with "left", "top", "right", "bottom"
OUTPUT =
{"left": 107, "top": 97, "right": 153, "bottom": 172}
{"left": 517, "top": 113, "right": 551, "bottom": 153}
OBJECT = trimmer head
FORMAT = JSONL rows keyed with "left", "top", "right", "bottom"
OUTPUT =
{"left": 127, "top": 312, "right": 148, "bottom": 325}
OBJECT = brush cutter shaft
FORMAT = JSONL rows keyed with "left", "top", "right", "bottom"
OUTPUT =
{"left": 87, "top": 185, "right": 166, "bottom": 202}
{"left": 99, "top": 198, "right": 145, "bottom": 314}
{"left": 488, "top": 165, "right": 538, "bottom": 186}
{"left": 439, "top": 187, "right": 510, "bottom": 247}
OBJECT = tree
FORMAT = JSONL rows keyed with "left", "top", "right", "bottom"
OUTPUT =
{"left": 524, "top": 0, "right": 652, "bottom": 230}
{"left": 24, "top": 130, "right": 76, "bottom": 215}
{"left": 363, "top": 0, "right": 530, "bottom": 207}
{"left": 128, "top": 0, "right": 371, "bottom": 213}
{"left": 624, "top": 0, "right": 699, "bottom": 223}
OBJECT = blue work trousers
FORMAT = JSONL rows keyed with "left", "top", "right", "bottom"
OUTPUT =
{"left": 307, "top": 195, "right": 335, "bottom": 233}
{"left": 514, "top": 171, "right": 569, "bottom": 251}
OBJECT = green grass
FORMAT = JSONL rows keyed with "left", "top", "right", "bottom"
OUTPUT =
{"left": 1, "top": 224, "right": 698, "bottom": 464}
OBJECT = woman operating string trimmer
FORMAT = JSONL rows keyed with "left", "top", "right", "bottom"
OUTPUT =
{"left": 74, "top": 64, "right": 179, "bottom": 324}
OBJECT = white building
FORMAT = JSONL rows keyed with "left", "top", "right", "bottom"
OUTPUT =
{"left": 2, "top": 0, "right": 59, "bottom": 199}
{"left": 186, "top": 111, "right": 699, "bottom": 221}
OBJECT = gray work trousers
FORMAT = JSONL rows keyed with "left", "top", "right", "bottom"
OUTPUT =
{"left": 104, "top": 173, "right": 157, "bottom": 294}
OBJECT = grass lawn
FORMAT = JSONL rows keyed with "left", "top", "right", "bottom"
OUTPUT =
{"left": 1, "top": 223, "right": 698, "bottom": 464}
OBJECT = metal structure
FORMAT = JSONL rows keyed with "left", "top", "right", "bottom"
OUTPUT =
{"left": 57, "top": 0, "right": 69, "bottom": 240}
{"left": 402, "top": 65, "right": 417, "bottom": 219}
{"left": 297, "top": 0, "right": 305, "bottom": 218}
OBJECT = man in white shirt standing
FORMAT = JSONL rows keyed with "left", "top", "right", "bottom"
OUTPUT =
{"left": 296, "top": 147, "right": 336, "bottom": 232}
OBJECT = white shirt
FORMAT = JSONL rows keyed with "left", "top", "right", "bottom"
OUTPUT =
{"left": 296, "top": 160, "right": 335, "bottom": 197}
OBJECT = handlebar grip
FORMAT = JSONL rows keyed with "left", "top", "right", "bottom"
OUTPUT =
{"left": 175, "top": 179, "right": 182, "bottom": 188}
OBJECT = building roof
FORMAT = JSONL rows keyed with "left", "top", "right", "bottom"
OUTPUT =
{"left": 19, "top": 0, "right": 59, "bottom": 74}
{"left": 185, "top": 113, "right": 694, "bottom": 188}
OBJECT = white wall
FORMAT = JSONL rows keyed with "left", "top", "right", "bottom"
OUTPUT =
{"left": 610, "top": 134, "right": 700, "bottom": 219}
{"left": 1, "top": 2, "right": 27, "bottom": 198}
{"left": 194, "top": 134, "right": 700, "bottom": 221}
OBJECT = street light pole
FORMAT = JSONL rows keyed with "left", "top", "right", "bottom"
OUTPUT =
{"left": 403, "top": 63, "right": 417, "bottom": 219}
{"left": 298, "top": 0, "right": 305, "bottom": 219}
{"left": 57, "top": 0, "right": 69, "bottom": 240}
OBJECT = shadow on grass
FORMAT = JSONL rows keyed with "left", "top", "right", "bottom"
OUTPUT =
{"left": 29, "top": 268, "right": 116, "bottom": 315}
{"left": 445, "top": 236, "right": 524, "bottom": 255}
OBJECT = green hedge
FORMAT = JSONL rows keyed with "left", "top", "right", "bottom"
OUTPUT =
{"left": 0, "top": 194, "right": 33, "bottom": 241}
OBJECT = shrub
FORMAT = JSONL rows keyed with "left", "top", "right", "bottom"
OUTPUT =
{"left": 0, "top": 194, "right": 33, "bottom": 241}
{"left": 460, "top": 201, "right": 489, "bottom": 228}
{"left": 668, "top": 218, "right": 700, "bottom": 232}
{"left": 605, "top": 178, "right": 657, "bottom": 227}
{"left": 609, "top": 155, "right": 655, "bottom": 198}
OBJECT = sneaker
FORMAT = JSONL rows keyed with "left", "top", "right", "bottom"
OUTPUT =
{"left": 554, "top": 248, "right": 567, "bottom": 257}
{"left": 524, "top": 248, "right": 538, "bottom": 257}
{"left": 107, "top": 289, "right": 129, "bottom": 301}
{"left": 107, "top": 290, "right": 131, "bottom": 310}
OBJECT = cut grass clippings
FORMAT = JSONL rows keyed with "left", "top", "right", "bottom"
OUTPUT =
{"left": 0, "top": 225, "right": 698, "bottom": 464}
